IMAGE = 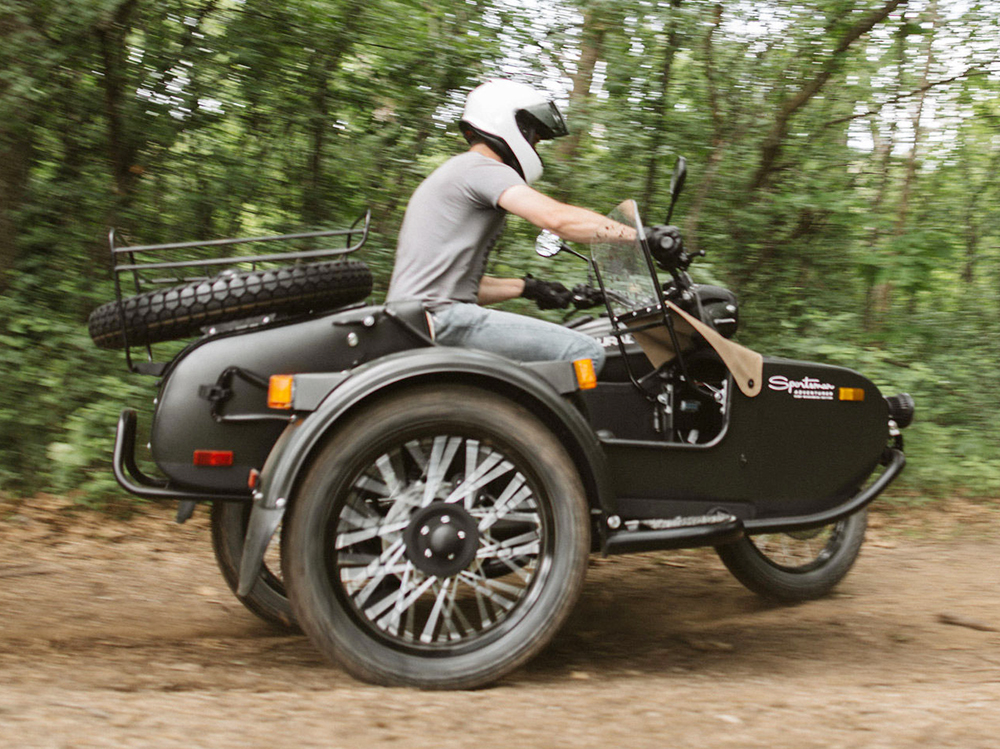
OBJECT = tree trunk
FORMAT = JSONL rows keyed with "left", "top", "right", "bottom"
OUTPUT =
{"left": 0, "top": 131, "right": 32, "bottom": 291}
{"left": 865, "top": 1, "right": 937, "bottom": 327}
{"left": 749, "top": 0, "right": 907, "bottom": 192}
{"left": 894, "top": 0, "right": 937, "bottom": 235}
{"left": 641, "top": 0, "right": 683, "bottom": 210}
{"left": 0, "top": 10, "right": 32, "bottom": 289}
{"left": 303, "top": 52, "right": 335, "bottom": 229}
{"left": 94, "top": 0, "right": 141, "bottom": 204}
{"left": 862, "top": 112, "right": 897, "bottom": 330}
{"left": 961, "top": 142, "right": 1000, "bottom": 283}
{"left": 301, "top": 0, "right": 368, "bottom": 228}
{"left": 684, "top": 3, "right": 724, "bottom": 254}
{"left": 555, "top": 8, "right": 608, "bottom": 169}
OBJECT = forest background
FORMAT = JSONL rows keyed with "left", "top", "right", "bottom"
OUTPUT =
{"left": 0, "top": 0, "right": 998, "bottom": 504}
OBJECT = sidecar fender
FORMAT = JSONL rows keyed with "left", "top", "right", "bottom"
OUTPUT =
{"left": 237, "top": 347, "right": 613, "bottom": 596}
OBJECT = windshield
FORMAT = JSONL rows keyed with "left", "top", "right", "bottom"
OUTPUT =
{"left": 589, "top": 200, "right": 658, "bottom": 318}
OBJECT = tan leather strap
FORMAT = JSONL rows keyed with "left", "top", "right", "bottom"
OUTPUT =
{"left": 624, "top": 303, "right": 763, "bottom": 398}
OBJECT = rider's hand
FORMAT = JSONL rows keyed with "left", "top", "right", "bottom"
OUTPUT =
{"left": 644, "top": 225, "right": 684, "bottom": 270}
{"left": 571, "top": 283, "right": 604, "bottom": 309}
{"left": 521, "top": 274, "right": 573, "bottom": 310}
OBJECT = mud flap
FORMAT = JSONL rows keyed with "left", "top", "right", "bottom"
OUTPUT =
{"left": 237, "top": 502, "right": 286, "bottom": 596}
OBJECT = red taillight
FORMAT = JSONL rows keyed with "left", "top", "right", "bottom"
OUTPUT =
{"left": 193, "top": 450, "right": 234, "bottom": 467}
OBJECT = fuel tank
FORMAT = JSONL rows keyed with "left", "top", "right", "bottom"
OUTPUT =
{"left": 150, "top": 305, "right": 428, "bottom": 492}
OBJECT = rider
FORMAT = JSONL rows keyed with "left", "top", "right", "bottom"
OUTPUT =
{"left": 385, "top": 79, "right": 642, "bottom": 374}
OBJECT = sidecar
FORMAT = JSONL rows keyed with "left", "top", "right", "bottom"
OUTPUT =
{"left": 94, "top": 167, "right": 912, "bottom": 690}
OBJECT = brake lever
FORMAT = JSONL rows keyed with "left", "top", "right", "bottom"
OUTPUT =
{"left": 677, "top": 250, "right": 706, "bottom": 271}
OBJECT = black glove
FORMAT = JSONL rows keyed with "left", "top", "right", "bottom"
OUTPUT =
{"left": 644, "top": 225, "right": 684, "bottom": 270}
{"left": 521, "top": 274, "right": 573, "bottom": 310}
{"left": 570, "top": 283, "right": 604, "bottom": 309}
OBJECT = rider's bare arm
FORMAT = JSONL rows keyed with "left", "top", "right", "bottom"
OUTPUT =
{"left": 477, "top": 275, "right": 525, "bottom": 305}
{"left": 498, "top": 184, "right": 637, "bottom": 244}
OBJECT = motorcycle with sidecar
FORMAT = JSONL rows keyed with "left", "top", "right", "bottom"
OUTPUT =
{"left": 90, "top": 158, "right": 914, "bottom": 689}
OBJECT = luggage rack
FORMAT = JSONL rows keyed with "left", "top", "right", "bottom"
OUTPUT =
{"left": 106, "top": 210, "right": 371, "bottom": 373}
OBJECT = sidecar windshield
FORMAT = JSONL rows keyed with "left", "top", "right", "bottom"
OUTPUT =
{"left": 589, "top": 200, "right": 659, "bottom": 319}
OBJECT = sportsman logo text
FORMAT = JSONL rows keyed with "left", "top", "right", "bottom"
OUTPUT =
{"left": 767, "top": 375, "right": 836, "bottom": 400}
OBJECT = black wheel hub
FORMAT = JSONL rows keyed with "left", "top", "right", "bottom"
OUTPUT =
{"left": 404, "top": 503, "right": 480, "bottom": 578}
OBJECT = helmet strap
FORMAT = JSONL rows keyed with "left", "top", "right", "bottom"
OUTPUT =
{"left": 460, "top": 122, "right": 525, "bottom": 180}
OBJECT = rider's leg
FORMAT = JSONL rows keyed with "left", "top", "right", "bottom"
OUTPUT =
{"left": 431, "top": 303, "right": 606, "bottom": 373}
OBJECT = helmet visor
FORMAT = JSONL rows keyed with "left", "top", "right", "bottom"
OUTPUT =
{"left": 518, "top": 101, "right": 569, "bottom": 141}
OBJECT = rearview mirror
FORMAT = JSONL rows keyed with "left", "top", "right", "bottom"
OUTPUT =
{"left": 534, "top": 230, "right": 563, "bottom": 258}
{"left": 666, "top": 156, "right": 687, "bottom": 224}
{"left": 670, "top": 156, "right": 687, "bottom": 199}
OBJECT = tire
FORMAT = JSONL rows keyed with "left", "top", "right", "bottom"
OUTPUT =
{"left": 715, "top": 510, "right": 868, "bottom": 603}
{"left": 282, "top": 384, "right": 591, "bottom": 689}
{"left": 88, "top": 259, "right": 372, "bottom": 349}
{"left": 210, "top": 500, "right": 296, "bottom": 630}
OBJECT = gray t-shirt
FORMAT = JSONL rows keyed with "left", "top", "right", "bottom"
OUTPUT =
{"left": 385, "top": 151, "right": 525, "bottom": 307}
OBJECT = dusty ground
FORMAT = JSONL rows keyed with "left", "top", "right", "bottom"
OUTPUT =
{"left": 1, "top": 495, "right": 998, "bottom": 749}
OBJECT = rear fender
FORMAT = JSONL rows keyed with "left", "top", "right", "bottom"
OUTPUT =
{"left": 237, "top": 348, "right": 612, "bottom": 596}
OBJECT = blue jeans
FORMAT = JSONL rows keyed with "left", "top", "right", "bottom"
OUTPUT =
{"left": 430, "top": 303, "right": 606, "bottom": 373}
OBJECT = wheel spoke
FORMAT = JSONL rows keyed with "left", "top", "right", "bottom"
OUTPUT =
{"left": 352, "top": 540, "right": 406, "bottom": 607}
{"left": 458, "top": 570, "right": 518, "bottom": 612}
{"left": 477, "top": 473, "right": 531, "bottom": 531}
{"left": 353, "top": 475, "right": 390, "bottom": 497}
{"left": 404, "top": 439, "right": 427, "bottom": 471}
{"left": 421, "top": 436, "right": 463, "bottom": 506}
{"left": 373, "top": 574, "right": 436, "bottom": 630}
{"left": 384, "top": 562, "right": 417, "bottom": 637}
{"left": 420, "top": 579, "right": 452, "bottom": 644}
{"left": 375, "top": 454, "right": 403, "bottom": 497}
{"left": 340, "top": 560, "right": 409, "bottom": 585}
{"left": 335, "top": 518, "right": 409, "bottom": 549}
{"left": 469, "top": 569, "right": 494, "bottom": 626}
{"left": 463, "top": 440, "right": 480, "bottom": 508}
{"left": 444, "top": 453, "right": 514, "bottom": 505}
{"left": 487, "top": 555, "right": 534, "bottom": 582}
{"left": 440, "top": 581, "right": 473, "bottom": 642}
{"left": 465, "top": 570, "right": 524, "bottom": 598}
{"left": 486, "top": 511, "right": 539, "bottom": 524}
{"left": 750, "top": 524, "right": 839, "bottom": 570}
{"left": 340, "top": 503, "right": 378, "bottom": 529}
{"left": 477, "top": 529, "right": 541, "bottom": 562}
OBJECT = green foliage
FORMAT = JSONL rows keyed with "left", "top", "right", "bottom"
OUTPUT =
{"left": 1, "top": 0, "right": 998, "bottom": 503}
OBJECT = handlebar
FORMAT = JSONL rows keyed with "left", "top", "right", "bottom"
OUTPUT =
{"left": 570, "top": 283, "right": 605, "bottom": 309}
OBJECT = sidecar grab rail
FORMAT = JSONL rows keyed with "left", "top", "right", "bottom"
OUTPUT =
{"left": 743, "top": 447, "right": 906, "bottom": 534}
{"left": 113, "top": 409, "right": 249, "bottom": 502}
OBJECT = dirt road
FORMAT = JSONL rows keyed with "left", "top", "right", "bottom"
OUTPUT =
{"left": 1, "top": 496, "right": 998, "bottom": 748}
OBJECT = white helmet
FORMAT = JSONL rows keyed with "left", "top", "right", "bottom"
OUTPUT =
{"left": 459, "top": 79, "right": 569, "bottom": 184}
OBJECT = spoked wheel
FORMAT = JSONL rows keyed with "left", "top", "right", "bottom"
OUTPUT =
{"left": 715, "top": 509, "right": 867, "bottom": 602}
{"left": 210, "top": 501, "right": 296, "bottom": 629}
{"left": 283, "top": 384, "right": 590, "bottom": 689}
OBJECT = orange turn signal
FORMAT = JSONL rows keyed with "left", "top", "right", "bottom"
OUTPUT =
{"left": 839, "top": 387, "right": 865, "bottom": 402}
{"left": 573, "top": 358, "right": 597, "bottom": 390}
{"left": 268, "top": 374, "right": 295, "bottom": 409}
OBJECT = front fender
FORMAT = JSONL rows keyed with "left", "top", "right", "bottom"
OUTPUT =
{"left": 237, "top": 347, "right": 612, "bottom": 596}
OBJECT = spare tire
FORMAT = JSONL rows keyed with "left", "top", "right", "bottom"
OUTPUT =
{"left": 88, "top": 259, "right": 373, "bottom": 349}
